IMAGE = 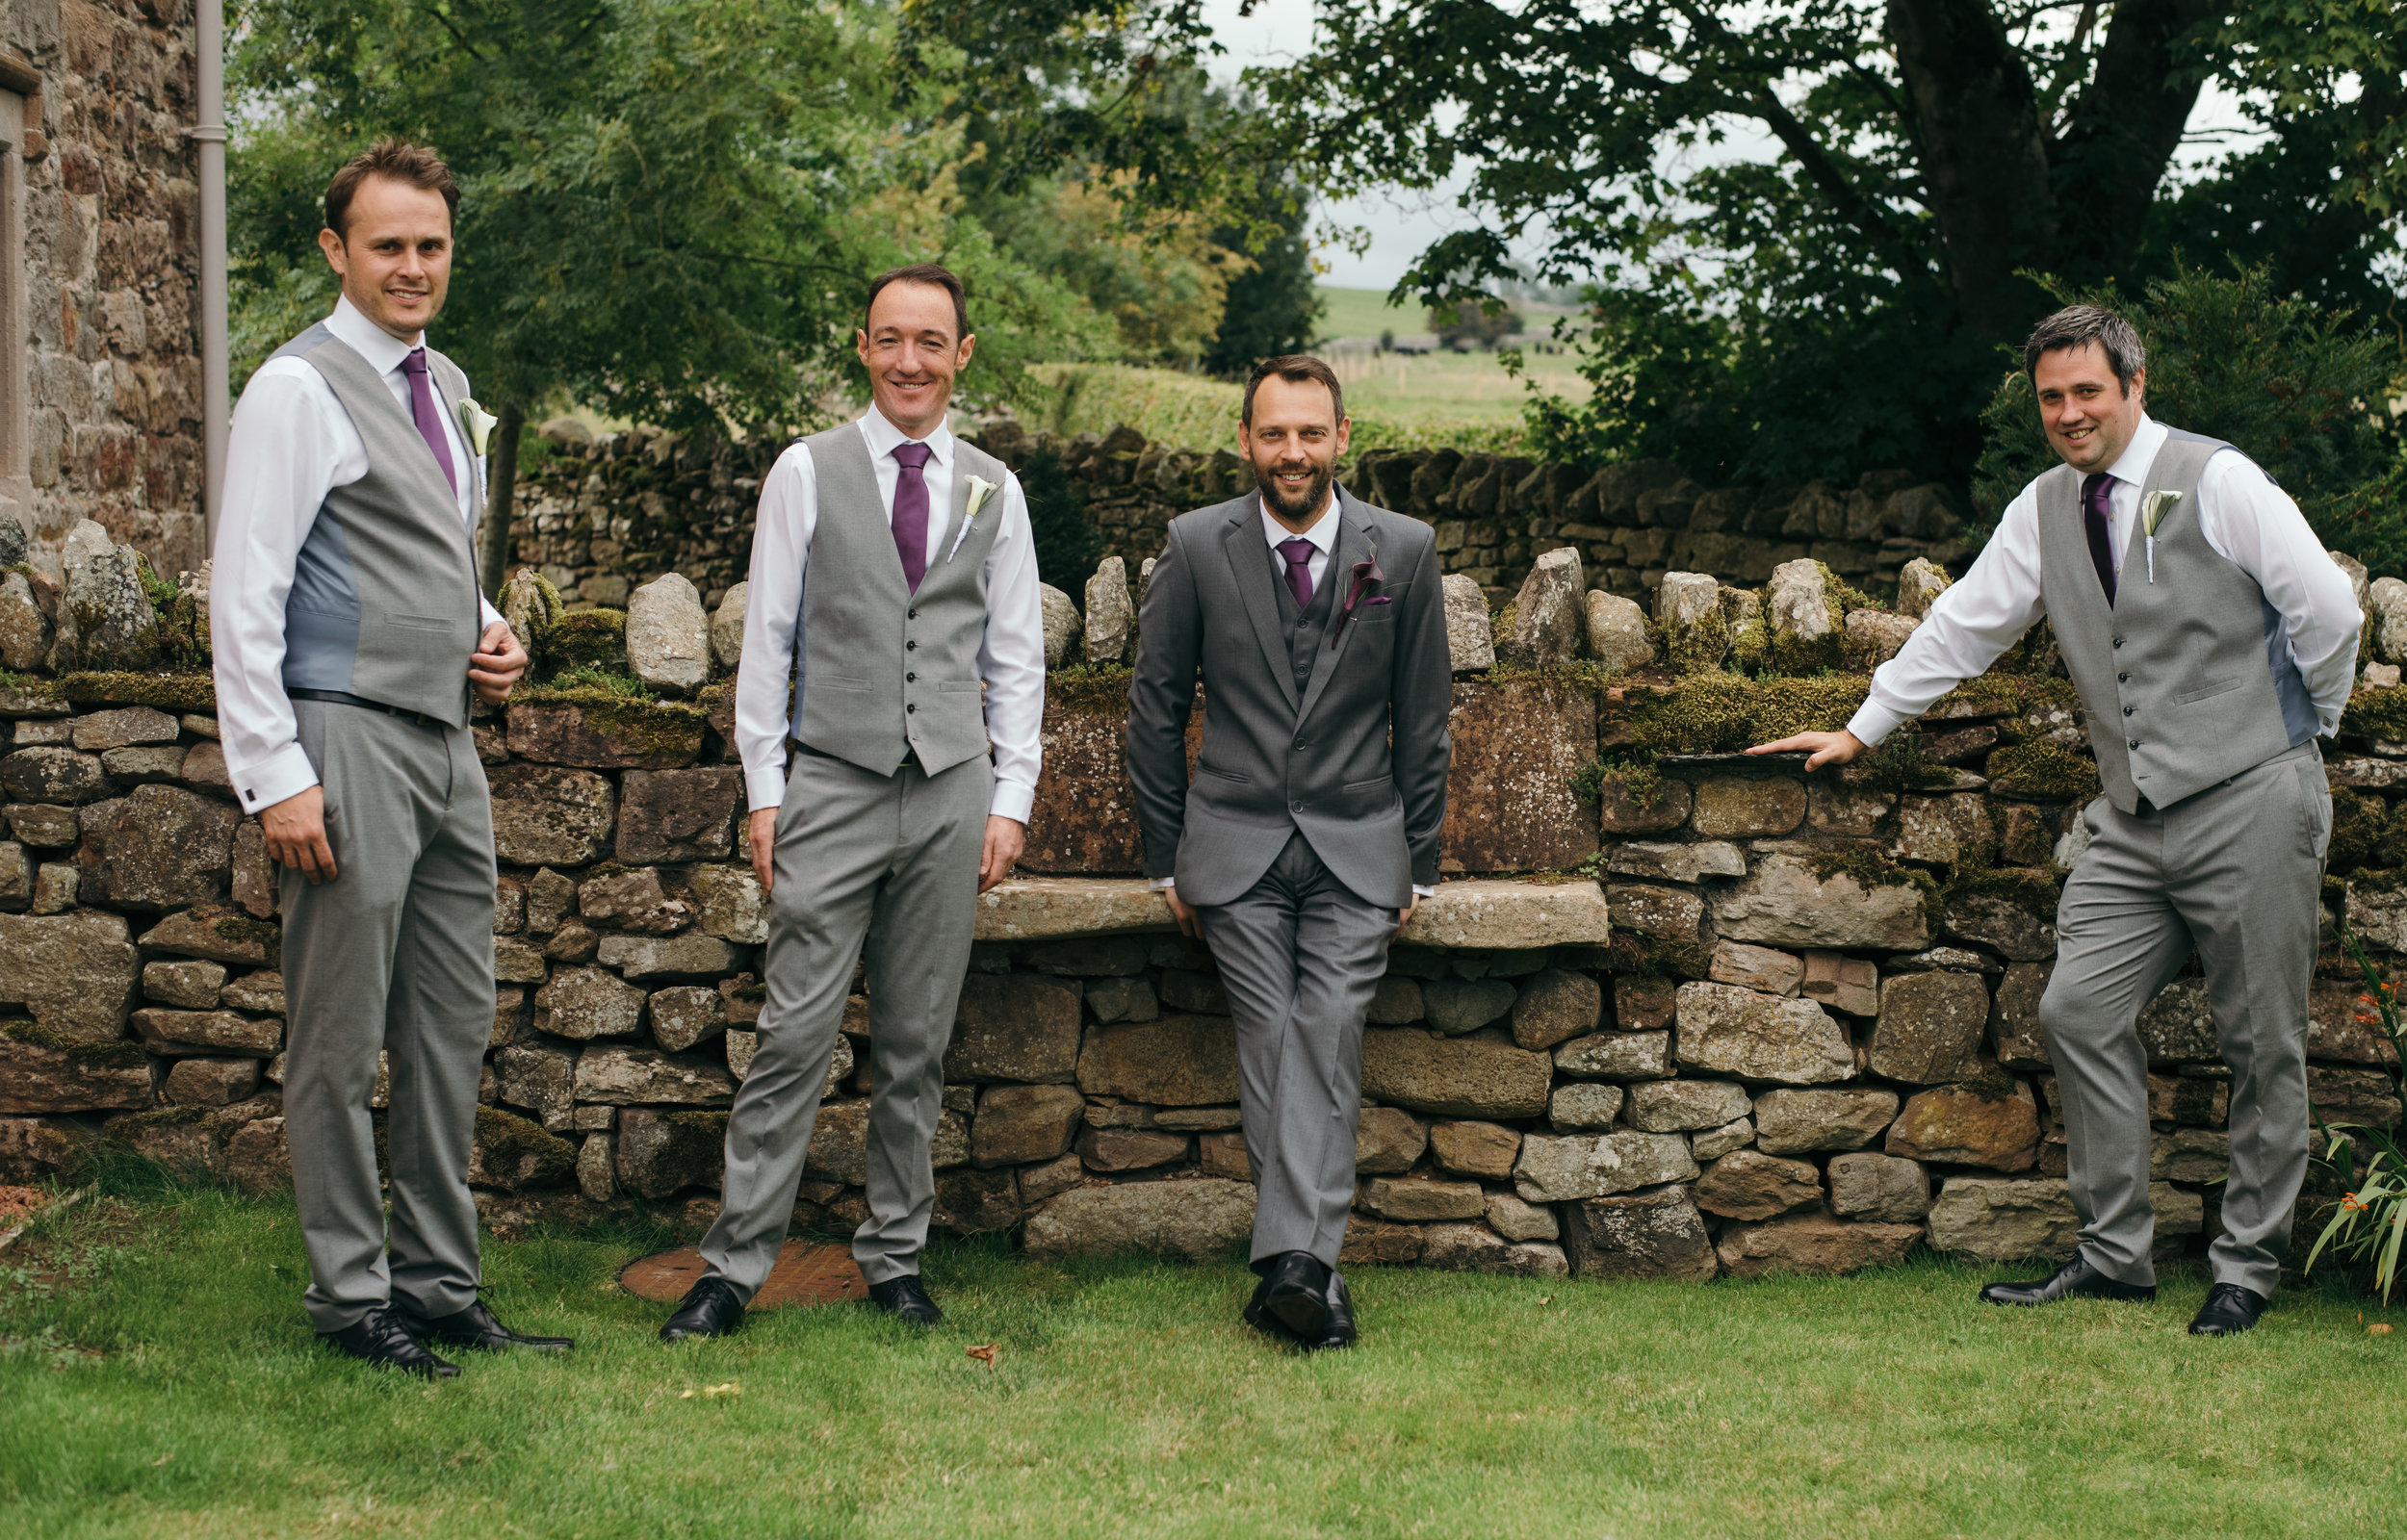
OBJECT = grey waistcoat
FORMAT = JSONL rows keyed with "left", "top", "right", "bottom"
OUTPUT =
{"left": 792, "top": 425, "right": 1007, "bottom": 777}
{"left": 271, "top": 322, "right": 482, "bottom": 727}
{"left": 1272, "top": 542, "right": 1336, "bottom": 693}
{"left": 2037, "top": 427, "right": 2316, "bottom": 813}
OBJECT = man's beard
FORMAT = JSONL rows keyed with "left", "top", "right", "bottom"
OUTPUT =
{"left": 1254, "top": 458, "right": 1333, "bottom": 523}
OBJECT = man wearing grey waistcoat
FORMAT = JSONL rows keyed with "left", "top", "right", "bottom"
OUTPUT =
{"left": 660, "top": 265, "right": 1045, "bottom": 1341}
{"left": 214, "top": 140, "right": 563, "bottom": 1377}
{"left": 1754, "top": 305, "right": 2362, "bottom": 1336}
{"left": 1127, "top": 355, "right": 1452, "bottom": 1349}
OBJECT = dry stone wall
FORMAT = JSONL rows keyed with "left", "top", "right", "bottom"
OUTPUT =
{"left": 6, "top": 517, "right": 2406, "bottom": 1285}
{"left": 503, "top": 417, "right": 1969, "bottom": 614}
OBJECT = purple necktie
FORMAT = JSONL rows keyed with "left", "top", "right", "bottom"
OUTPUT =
{"left": 892, "top": 441, "right": 933, "bottom": 593}
{"left": 2081, "top": 472, "right": 2117, "bottom": 603}
{"left": 401, "top": 347, "right": 457, "bottom": 499}
{"left": 1278, "top": 537, "right": 1315, "bottom": 609}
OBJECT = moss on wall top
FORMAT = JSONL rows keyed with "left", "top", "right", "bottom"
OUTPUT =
{"left": 1985, "top": 741, "right": 2102, "bottom": 801}
{"left": 59, "top": 671, "right": 217, "bottom": 712}
{"left": 1619, "top": 672, "right": 1872, "bottom": 755}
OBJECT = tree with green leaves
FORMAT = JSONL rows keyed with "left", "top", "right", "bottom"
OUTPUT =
{"left": 1237, "top": 1, "right": 2405, "bottom": 488}
{"left": 230, "top": 0, "right": 1099, "bottom": 592}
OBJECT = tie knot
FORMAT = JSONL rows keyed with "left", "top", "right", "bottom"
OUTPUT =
{"left": 401, "top": 347, "right": 428, "bottom": 376}
{"left": 892, "top": 442, "right": 933, "bottom": 471}
{"left": 1278, "top": 537, "right": 1314, "bottom": 569}
{"left": 2082, "top": 472, "right": 2113, "bottom": 513}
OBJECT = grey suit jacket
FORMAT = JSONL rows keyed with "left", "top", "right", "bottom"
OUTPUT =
{"left": 1126, "top": 486, "right": 1452, "bottom": 909}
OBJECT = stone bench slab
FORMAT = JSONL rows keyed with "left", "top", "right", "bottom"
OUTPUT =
{"left": 975, "top": 876, "right": 1610, "bottom": 951}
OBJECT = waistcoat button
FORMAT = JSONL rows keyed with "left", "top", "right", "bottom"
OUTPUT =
{"left": 907, "top": 704, "right": 917, "bottom": 714}
{"left": 2122, "top": 706, "right": 2134, "bottom": 716}
{"left": 2128, "top": 737, "right": 2139, "bottom": 749}
{"left": 906, "top": 672, "right": 917, "bottom": 682}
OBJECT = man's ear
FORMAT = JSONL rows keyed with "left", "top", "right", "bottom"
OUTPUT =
{"left": 318, "top": 227, "right": 348, "bottom": 277}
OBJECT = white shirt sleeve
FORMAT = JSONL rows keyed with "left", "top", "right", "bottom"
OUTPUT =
{"left": 978, "top": 473, "right": 1047, "bottom": 825}
{"left": 735, "top": 446, "right": 814, "bottom": 812}
{"left": 210, "top": 363, "right": 351, "bottom": 812}
{"left": 1846, "top": 487, "right": 2048, "bottom": 746}
{"left": 2194, "top": 451, "right": 2363, "bottom": 735}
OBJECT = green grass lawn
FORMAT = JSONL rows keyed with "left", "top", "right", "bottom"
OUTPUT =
{"left": 6, "top": 1179, "right": 2402, "bottom": 1538}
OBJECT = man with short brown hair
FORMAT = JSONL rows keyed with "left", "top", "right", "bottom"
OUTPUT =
{"left": 215, "top": 138, "right": 557, "bottom": 1376}
{"left": 1754, "top": 303, "right": 2361, "bottom": 1336}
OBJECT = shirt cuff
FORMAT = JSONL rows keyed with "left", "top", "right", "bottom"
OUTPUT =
{"left": 1412, "top": 884, "right": 1436, "bottom": 900}
{"left": 744, "top": 762, "right": 789, "bottom": 813}
{"left": 989, "top": 779, "right": 1035, "bottom": 826}
{"left": 479, "top": 596, "right": 506, "bottom": 632}
{"left": 231, "top": 742, "right": 322, "bottom": 815}
{"left": 1150, "top": 876, "right": 1176, "bottom": 891}
{"left": 1844, "top": 701, "right": 1906, "bottom": 748}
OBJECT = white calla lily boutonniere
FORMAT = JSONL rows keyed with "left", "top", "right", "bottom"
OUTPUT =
{"left": 947, "top": 475, "right": 1001, "bottom": 563}
{"left": 2140, "top": 489, "right": 2183, "bottom": 583}
{"left": 458, "top": 398, "right": 500, "bottom": 458}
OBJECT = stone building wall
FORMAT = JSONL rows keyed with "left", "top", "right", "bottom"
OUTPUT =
{"left": 5, "top": 517, "right": 2406, "bottom": 1285}
{"left": 2, "top": 0, "right": 206, "bottom": 579}
{"left": 502, "top": 418, "right": 1968, "bottom": 615}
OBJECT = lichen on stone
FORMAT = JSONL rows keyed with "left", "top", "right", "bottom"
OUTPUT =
{"left": 1985, "top": 741, "right": 2102, "bottom": 801}
{"left": 1855, "top": 729, "right": 1954, "bottom": 793}
{"left": 212, "top": 913, "right": 284, "bottom": 968}
{"left": 474, "top": 1104, "right": 577, "bottom": 1189}
{"left": 59, "top": 671, "right": 218, "bottom": 712}
{"left": 545, "top": 607, "right": 629, "bottom": 673}
{"left": 2342, "top": 686, "right": 2407, "bottom": 746}
{"left": 1948, "top": 864, "right": 2063, "bottom": 919}
{"left": 1810, "top": 847, "right": 1945, "bottom": 929}
{"left": 109, "top": 1104, "right": 217, "bottom": 1132}
{"left": 1048, "top": 665, "right": 1136, "bottom": 717}
{"left": 1, "top": 1020, "right": 151, "bottom": 1069}
{"left": 1623, "top": 672, "right": 1871, "bottom": 755}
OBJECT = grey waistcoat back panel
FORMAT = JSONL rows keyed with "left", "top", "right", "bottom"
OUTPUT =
{"left": 2037, "top": 427, "right": 2314, "bottom": 813}
{"left": 271, "top": 322, "right": 482, "bottom": 727}
{"left": 793, "top": 425, "right": 1006, "bottom": 777}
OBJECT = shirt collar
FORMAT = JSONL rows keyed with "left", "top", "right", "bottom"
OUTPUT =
{"left": 2102, "top": 413, "right": 2167, "bottom": 490}
{"left": 325, "top": 294, "right": 421, "bottom": 376}
{"left": 859, "top": 404, "right": 954, "bottom": 469}
{"left": 1260, "top": 488, "right": 1341, "bottom": 554}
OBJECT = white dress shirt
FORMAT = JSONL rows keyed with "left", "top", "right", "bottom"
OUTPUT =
{"left": 734, "top": 407, "right": 1047, "bottom": 822}
{"left": 213, "top": 295, "right": 504, "bottom": 811}
{"left": 1261, "top": 494, "right": 1338, "bottom": 596}
{"left": 1847, "top": 416, "right": 2364, "bottom": 748}
{"left": 1153, "top": 490, "right": 1433, "bottom": 901}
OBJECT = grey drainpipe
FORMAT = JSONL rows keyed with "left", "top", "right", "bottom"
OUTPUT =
{"left": 191, "top": 0, "right": 228, "bottom": 552}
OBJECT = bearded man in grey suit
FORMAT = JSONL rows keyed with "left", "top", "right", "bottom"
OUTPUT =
{"left": 1127, "top": 355, "right": 1453, "bottom": 1350}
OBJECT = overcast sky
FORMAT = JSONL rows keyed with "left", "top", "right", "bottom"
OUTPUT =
{"left": 1199, "top": 0, "right": 2273, "bottom": 295}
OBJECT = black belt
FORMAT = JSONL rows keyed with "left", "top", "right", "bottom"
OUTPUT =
{"left": 288, "top": 688, "right": 448, "bottom": 730}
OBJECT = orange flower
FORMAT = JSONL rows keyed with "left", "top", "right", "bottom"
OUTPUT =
{"left": 2344, "top": 1193, "right": 2369, "bottom": 1212}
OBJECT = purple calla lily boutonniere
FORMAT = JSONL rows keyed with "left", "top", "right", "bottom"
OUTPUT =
{"left": 1330, "top": 547, "right": 1392, "bottom": 649}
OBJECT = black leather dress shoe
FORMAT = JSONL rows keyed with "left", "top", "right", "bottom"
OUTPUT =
{"left": 1243, "top": 1271, "right": 1291, "bottom": 1340}
{"left": 1979, "top": 1252, "right": 2158, "bottom": 1307}
{"left": 660, "top": 1276, "right": 746, "bottom": 1342}
{"left": 323, "top": 1306, "right": 460, "bottom": 1379}
{"left": 1303, "top": 1270, "right": 1357, "bottom": 1351}
{"left": 2188, "top": 1282, "right": 2269, "bottom": 1336}
{"left": 866, "top": 1273, "right": 944, "bottom": 1325}
{"left": 399, "top": 1297, "right": 574, "bottom": 1352}
{"left": 1261, "top": 1251, "right": 1331, "bottom": 1343}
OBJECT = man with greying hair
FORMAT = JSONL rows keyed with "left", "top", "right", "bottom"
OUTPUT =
{"left": 1752, "top": 303, "right": 2361, "bottom": 1336}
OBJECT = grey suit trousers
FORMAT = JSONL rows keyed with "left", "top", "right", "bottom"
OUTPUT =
{"left": 700, "top": 751, "right": 990, "bottom": 1296}
{"left": 1197, "top": 832, "right": 1396, "bottom": 1269}
{"left": 280, "top": 699, "right": 496, "bottom": 1333}
{"left": 2040, "top": 740, "right": 2331, "bottom": 1296}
